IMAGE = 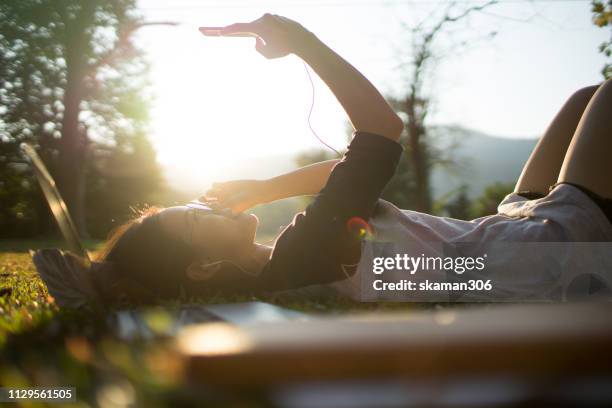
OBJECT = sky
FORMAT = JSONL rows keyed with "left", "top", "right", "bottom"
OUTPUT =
{"left": 134, "top": 0, "right": 609, "bottom": 191}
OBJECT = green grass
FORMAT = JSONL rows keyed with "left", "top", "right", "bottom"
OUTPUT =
{"left": 0, "top": 240, "right": 424, "bottom": 406}
{"left": 0, "top": 238, "right": 102, "bottom": 253}
{"left": 0, "top": 252, "right": 58, "bottom": 345}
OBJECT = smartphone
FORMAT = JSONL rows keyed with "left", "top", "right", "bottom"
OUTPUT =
{"left": 186, "top": 200, "right": 214, "bottom": 211}
{"left": 199, "top": 27, "right": 256, "bottom": 37}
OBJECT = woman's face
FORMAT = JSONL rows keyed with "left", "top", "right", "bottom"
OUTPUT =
{"left": 157, "top": 206, "right": 259, "bottom": 261}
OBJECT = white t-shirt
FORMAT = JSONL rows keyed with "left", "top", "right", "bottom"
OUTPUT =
{"left": 331, "top": 183, "right": 612, "bottom": 302}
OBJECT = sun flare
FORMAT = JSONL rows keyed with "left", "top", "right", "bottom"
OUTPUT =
{"left": 144, "top": 25, "right": 345, "bottom": 191}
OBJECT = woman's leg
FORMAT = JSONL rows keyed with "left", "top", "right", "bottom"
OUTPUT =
{"left": 514, "top": 85, "right": 599, "bottom": 195}
{"left": 558, "top": 79, "right": 612, "bottom": 199}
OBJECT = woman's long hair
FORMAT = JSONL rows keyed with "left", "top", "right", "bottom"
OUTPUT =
{"left": 96, "top": 206, "right": 195, "bottom": 303}
{"left": 95, "top": 206, "right": 163, "bottom": 262}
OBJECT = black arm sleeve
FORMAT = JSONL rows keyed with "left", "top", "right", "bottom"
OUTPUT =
{"left": 257, "top": 131, "right": 403, "bottom": 291}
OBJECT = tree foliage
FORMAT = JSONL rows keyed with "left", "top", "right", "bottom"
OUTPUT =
{"left": 471, "top": 182, "right": 514, "bottom": 219}
{"left": 443, "top": 184, "right": 472, "bottom": 220}
{"left": 0, "top": 0, "right": 163, "bottom": 238}
{"left": 591, "top": 0, "right": 612, "bottom": 79}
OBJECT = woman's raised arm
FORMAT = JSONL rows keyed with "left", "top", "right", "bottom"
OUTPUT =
{"left": 219, "top": 14, "right": 404, "bottom": 142}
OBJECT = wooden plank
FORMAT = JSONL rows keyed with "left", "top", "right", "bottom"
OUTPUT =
{"left": 176, "top": 303, "right": 612, "bottom": 387}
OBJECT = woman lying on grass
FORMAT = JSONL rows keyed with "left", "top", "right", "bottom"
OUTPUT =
{"left": 96, "top": 14, "right": 612, "bottom": 303}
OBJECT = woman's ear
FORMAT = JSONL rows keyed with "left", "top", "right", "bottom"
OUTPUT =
{"left": 186, "top": 259, "right": 223, "bottom": 281}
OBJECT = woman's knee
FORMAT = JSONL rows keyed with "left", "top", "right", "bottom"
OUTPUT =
{"left": 570, "top": 84, "right": 599, "bottom": 104}
{"left": 591, "top": 78, "right": 612, "bottom": 101}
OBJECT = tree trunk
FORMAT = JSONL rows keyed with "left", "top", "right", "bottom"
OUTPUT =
{"left": 56, "top": 5, "right": 93, "bottom": 239}
{"left": 58, "top": 58, "right": 88, "bottom": 238}
{"left": 405, "top": 96, "right": 431, "bottom": 213}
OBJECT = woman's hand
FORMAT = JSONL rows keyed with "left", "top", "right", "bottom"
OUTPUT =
{"left": 220, "top": 14, "right": 314, "bottom": 59}
{"left": 201, "top": 179, "right": 274, "bottom": 214}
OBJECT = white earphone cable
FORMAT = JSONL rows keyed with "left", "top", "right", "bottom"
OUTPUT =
{"left": 302, "top": 61, "right": 341, "bottom": 157}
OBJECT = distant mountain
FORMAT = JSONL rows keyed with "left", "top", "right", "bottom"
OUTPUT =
{"left": 430, "top": 127, "right": 538, "bottom": 199}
